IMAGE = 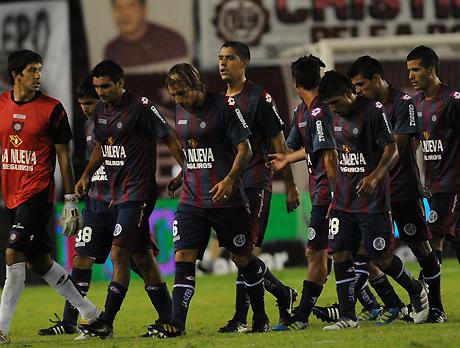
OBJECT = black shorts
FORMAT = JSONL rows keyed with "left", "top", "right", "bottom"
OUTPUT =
{"left": 427, "top": 193, "right": 459, "bottom": 238}
{"left": 173, "top": 203, "right": 252, "bottom": 259}
{"left": 307, "top": 205, "right": 329, "bottom": 251}
{"left": 113, "top": 200, "right": 159, "bottom": 255}
{"left": 328, "top": 210, "right": 394, "bottom": 260}
{"left": 75, "top": 198, "right": 116, "bottom": 264}
{"left": 392, "top": 199, "right": 431, "bottom": 244}
{"left": 245, "top": 188, "right": 272, "bottom": 247}
{"left": 7, "top": 189, "right": 53, "bottom": 257}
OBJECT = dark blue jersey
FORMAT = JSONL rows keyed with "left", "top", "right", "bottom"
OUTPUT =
{"left": 175, "top": 93, "right": 251, "bottom": 208}
{"left": 287, "top": 97, "right": 335, "bottom": 206}
{"left": 93, "top": 91, "right": 170, "bottom": 205}
{"left": 230, "top": 81, "right": 284, "bottom": 191}
{"left": 332, "top": 97, "right": 395, "bottom": 213}
{"left": 85, "top": 120, "right": 111, "bottom": 204}
{"left": 385, "top": 87, "right": 422, "bottom": 201}
{"left": 414, "top": 84, "right": 460, "bottom": 194}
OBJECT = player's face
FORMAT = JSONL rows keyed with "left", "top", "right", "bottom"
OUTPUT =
{"left": 112, "top": 0, "right": 146, "bottom": 36}
{"left": 218, "top": 46, "right": 246, "bottom": 83}
{"left": 407, "top": 59, "right": 432, "bottom": 91}
{"left": 351, "top": 74, "right": 378, "bottom": 99}
{"left": 167, "top": 83, "right": 199, "bottom": 110}
{"left": 324, "top": 92, "right": 353, "bottom": 117}
{"left": 93, "top": 76, "right": 124, "bottom": 104}
{"left": 78, "top": 97, "right": 98, "bottom": 119}
{"left": 15, "top": 62, "right": 42, "bottom": 93}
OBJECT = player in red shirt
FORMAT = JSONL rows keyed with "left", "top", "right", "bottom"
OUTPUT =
{"left": 0, "top": 50, "right": 99, "bottom": 344}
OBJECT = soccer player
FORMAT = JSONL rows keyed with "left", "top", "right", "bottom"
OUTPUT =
{"left": 0, "top": 50, "right": 99, "bottom": 344}
{"left": 318, "top": 70, "right": 429, "bottom": 329}
{"left": 407, "top": 45, "right": 460, "bottom": 322}
{"left": 76, "top": 60, "right": 183, "bottom": 338}
{"left": 348, "top": 55, "right": 443, "bottom": 324}
{"left": 217, "top": 41, "right": 300, "bottom": 333}
{"left": 268, "top": 55, "right": 338, "bottom": 330}
{"left": 149, "top": 63, "right": 271, "bottom": 338}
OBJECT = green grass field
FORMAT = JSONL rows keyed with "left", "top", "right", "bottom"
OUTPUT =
{"left": 6, "top": 259, "right": 460, "bottom": 347}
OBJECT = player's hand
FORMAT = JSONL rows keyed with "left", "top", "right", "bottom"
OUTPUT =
{"left": 286, "top": 185, "right": 300, "bottom": 213}
{"left": 356, "top": 174, "right": 379, "bottom": 197}
{"left": 209, "top": 176, "right": 233, "bottom": 203}
{"left": 167, "top": 173, "right": 183, "bottom": 198}
{"left": 266, "top": 153, "right": 289, "bottom": 172}
{"left": 75, "top": 176, "right": 90, "bottom": 198}
{"left": 60, "top": 194, "right": 83, "bottom": 236}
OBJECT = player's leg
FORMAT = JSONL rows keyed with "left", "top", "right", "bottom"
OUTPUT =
{"left": 365, "top": 212, "right": 429, "bottom": 324}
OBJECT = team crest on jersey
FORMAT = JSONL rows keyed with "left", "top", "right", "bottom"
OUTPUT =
{"left": 403, "top": 223, "right": 417, "bottom": 236}
{"left": 342, "top": 144, "right": 351, "bottom": 153}
{"left": 432, "top": 114, "right": 437, "bottom": 122}
{"left": 107, "top": 137, "right": 114, "bottom": 145}
{"left": 308, "top": 227, "right": 316, "bottom": 241}
{"left": 373, "top": 237, "right": 386, "bottom": 251}
{"left": 117, "top": 122, "right": 123, "bottom": 129}
{"left": 9, "top": 134, "right": 22, "bottom": 147}
{"left": 200, "top": 121, "right": 206, "bottom": 129}
{"left": 113, "top": 224, "right": 122, "bottom": 236}
{"left": 188, "top": 139, "right": 198, "bottom": 148}
{"left": 428, "top": 210, "right": 438, "bottom": 223}
{"left": 13, "top": 113, "right": 26, "bottom": 119}
{"left": 233, "top": 234, "right": 246, "bottom": 247}
{"left": 423, "top": 131, "right": 430, "bottom": 140}
{"left": 12, "top": 121, "right": 23, "bottom": 133}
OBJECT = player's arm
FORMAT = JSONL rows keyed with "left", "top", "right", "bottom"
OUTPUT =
{"left": 356, "top": 142, "right": 399, "bottom": 196}
{"left": 75, "top": 142, "right": 103, "bottom": 197}
{"left": 162, "top": 132, "right": 185, "bottom": 197}
{"left": 210, "top": 139, "right": 252, "bottom": 203}
{"left": 55, "top": 143, "right": 75, "bottom": 194}
{"left": 323, "top": 148, "right": 339, "bottom": 192}
{"left": 270, "top": 131, "right": 300, "bottom": 213}
{"left": 267, "top": 148, "right": 306, "bottom": 171}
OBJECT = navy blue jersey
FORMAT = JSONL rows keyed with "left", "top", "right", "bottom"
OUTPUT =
{"left": 414, "top": 84, "right": 460, "bottom": 194}
{"left": 286, "top": 97, "right": 335, "bottom": 206}
{"left": 175, "top": 93, "right": 251, "bottom": 208}
{"left": 332, "top": 97, "right": 395, "bottom": 213}
{"left": 85, "top": 120, "right": 111, "bottom": 204}
{"left": 93, "top": 91, "right": 170, "bottom": 205}
{"left": 385, "top": 87, "right": 422, "bottom": 201}
{"left": 230, "top": 81, "right": 284, "bottom": 191}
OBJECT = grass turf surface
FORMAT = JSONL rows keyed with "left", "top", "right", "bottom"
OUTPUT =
{"left": 5, "top": 259, "right": 460, "bottom": 347}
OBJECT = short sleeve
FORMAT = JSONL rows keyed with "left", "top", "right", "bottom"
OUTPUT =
{"left": 224, "top": 104, "right": 251, "bottom": 146}
{"left": 49, "top": 103, "right": 72, "bottom": 144}
{"left": 254, "top": 92, "right": 284, "bottom": 139}
{"left": 140, "top": 100, "right": 171, "bottom": 139}
{"left": 372, "top": 105, "right": 395, "bottom": 148}
{"left": 309, "top": 106, "right": 336, "bottom": 152}
{"left": 447, "top": 91, "right": 460, "bottom": 131}
{"left": 391, "top": 95, "right": 418, "bottom": 136}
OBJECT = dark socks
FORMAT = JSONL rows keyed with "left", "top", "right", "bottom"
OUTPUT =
{"left": 233, "top": 270, "right": 250, "bottom": 323}
{"left": 240, "top": 257, "right": 266, "bottom": 318}
{"left": 145, "top": 282, "right": 172, "bottom": 323}
{"left": 382, "top": 255, "right": 422, "bottom": 295}
{"left": 334, "top": 260, "right": 356, "bottom": 321}
{"left": 370, "top": 274, "right": 404, "bottom": 308}
{"left": 63, "top": 268, "right": 92, "bottom": 326}
{"left": 353, "top": 256, "right": 378, "bottom": 309}
{"left": 294, "top": 280, "right": 323, "bottom": 323}
{"left": 101, "top": 281, "right": 128, "bottom": 327}
{"left": 419, "top": 251, "right": 443, "bottom": 310}
{"left": 263, "top": 268, "right": 289, "bottom": 301}
{"left": 171, "top": 262, "right": 195, "bottom": 330}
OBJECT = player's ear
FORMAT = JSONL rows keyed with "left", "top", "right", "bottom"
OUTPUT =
{"left": 241, "top": 58, "right": 249, "bottom": 69}
{"left": 118, "top": 78, "right": 125, "bottom": 89}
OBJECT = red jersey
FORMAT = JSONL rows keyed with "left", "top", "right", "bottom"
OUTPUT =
{"left": 0, "top": 91, "right": 72, "bottom": 208}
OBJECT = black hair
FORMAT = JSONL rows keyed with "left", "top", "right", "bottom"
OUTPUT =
{"left": 221, "top": 41, "right": 251, "bottom": 61}
{"left": 318, "top": 70, "right": 354, "bottom": 100}
{"left": 291, "top": 55, "right": 325, "bottom": 90}
{"left": 92, "top": 60, "right": 124, "bottom": 83}
{"left": 76, "top": 75, "right": 98, "bottom": 99}
{"left": 7, "top": 49, "right": 43, "bottom": 84}
{"left": 347, "top": 55, "right": 384, "bottom": 80}
{"left": 407, "top": 45, "right": 439, "bottom": 72}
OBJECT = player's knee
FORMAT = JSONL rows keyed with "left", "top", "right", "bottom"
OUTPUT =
{"left": 110, "top": 246, "right": 131, "bottom": 267}
{"left": 175, "top": 249, "right": 199, "bottom": 263}
{"left": 306, "top": 248, "right": 324, "bottom": 266}
{"left": 72, "top": 254, "right": 95, "bottom": 269}
{"left": 230, "top": 252, "right": 251, "bottom": 268}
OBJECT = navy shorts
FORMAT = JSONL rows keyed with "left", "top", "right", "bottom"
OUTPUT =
{"left": 392, "top": 199, "right": 431, "bottom": 244}
{"left": 173, "top": 203, "right": 252, "bottom": 259}
{"left": 113, "top": 200, "right": 159, "bottom": 255}
{"left": 6, "top": 188, "right": 53, "bottom": 257}
{"left": 328, "top": 210, "right": 394, "bottom": 260}
{"left": 75, "top": 198, "right": 116, "bottom": 264}
{"left": 427, "top": 193, "right": 459, "bottom": 238}
{"left": 245, "top": 188, "right": 272, "bottom": 247}
{"left": 307, "top": 205, "right": 329, "bottom": 251}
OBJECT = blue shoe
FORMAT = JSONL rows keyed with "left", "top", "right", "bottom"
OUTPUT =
{"left": 376, "top": 307, "right": 399, "bottom": 325}
{"left": 272, "top": 319, "right": 309, "bottom": 331}
{"left": 357, "top": 307, "right": 382, "bottom": 322}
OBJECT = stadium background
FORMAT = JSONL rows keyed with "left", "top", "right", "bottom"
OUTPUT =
{"left": 0, "top": 0, "right": 459, "bottom": 284}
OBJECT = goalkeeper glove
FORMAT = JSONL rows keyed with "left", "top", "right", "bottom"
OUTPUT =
{"left": 60, "top": 194, "right": 83, "bottom": 236}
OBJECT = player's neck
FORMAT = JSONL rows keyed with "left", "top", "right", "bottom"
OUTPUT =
{"left": 13, "top": 85, "right": 37, "bottom": 102}
{"left": 299, "top": 88, "right": 318, "bottom": 109}
{"left": 225, "top": 76, "right": 246, "bottom": 97}
{"left": 424, "top": 78, "right": 441, "bottom": 99}
{"left": 377, "top": 80, "right": 390, "bottom": 103}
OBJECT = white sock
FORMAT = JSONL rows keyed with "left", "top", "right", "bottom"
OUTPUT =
{"left": 0, "top": 262, "right": 26, "bottom": 335}
{"left": 42, "top": 261, "right": 97, "bottom": 320}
